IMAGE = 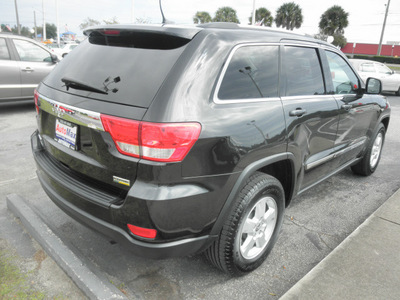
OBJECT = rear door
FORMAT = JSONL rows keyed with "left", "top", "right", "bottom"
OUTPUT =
{"left": 281, "top": 45, "right": 340, "bottom": 191}
{"left": 0, "top": 37, "right": 21, "bottom": 101}
{"left": 12, "top": 38, "right": 55, "bottom": 98}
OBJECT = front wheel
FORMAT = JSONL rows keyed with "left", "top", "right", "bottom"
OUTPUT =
{"left": 205, "top": 172, "right": 285, "bottom": 275}
{"left": 351, "top": 123, "right": 386, "bottom": 176}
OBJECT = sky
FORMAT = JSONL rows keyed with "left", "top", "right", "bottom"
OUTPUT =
{"left": 1, "top": 0, "right": 400, "bottom": 44}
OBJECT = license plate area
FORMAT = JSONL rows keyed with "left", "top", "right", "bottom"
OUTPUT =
{"left": 55, "top": 118, "right": 78, "bottom": 150}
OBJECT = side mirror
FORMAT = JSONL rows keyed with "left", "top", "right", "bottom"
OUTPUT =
{"left": 51, "top": 54, "right": 59, "bottom": 63}
{"left": 366, "top": 77, "right": 382, "bottom": 94}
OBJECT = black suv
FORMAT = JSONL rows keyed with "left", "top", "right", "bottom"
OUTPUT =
{"left": 31, "top": 23, "right": 390, "bottom": 275}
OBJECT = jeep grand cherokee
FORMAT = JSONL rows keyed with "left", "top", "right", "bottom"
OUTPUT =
{"left": 31, "top": 23, "right": 390, "bottom": 275}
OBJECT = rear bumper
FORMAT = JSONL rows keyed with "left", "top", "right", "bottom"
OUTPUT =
{"left": 31, "top": 130, "right": 218, "bottom": 258}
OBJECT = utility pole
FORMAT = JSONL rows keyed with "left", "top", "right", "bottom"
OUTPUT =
{"left": 131, "top": 0, "right": 135, "bottom": 23}
{"left": 34, "top": 11, "right": 37, "bottom": 39}
{"left": 14, "top": 0, "right": 21, "bottom": 34}
{"left": 252, "top": 0, "right": 256, "bottom": 25}
{"left": 42, "top": 0, "right": 46, "bottom": 41}
{"left": 56, "top": 0, "right": 60, "bottom": 45}
{"left": 377, "top": 0, "right": 391, "bottom": 56}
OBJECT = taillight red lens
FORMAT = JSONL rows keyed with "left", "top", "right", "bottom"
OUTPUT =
{"left": 127, "top": 224, "right": 157, "bottom": 239}
{"left": 101, "top": 114, "right": 140, "bottom": 158}
{"left": 100, "top": 114, "right": 201, "bottom": 162}
{"left": 34, "top": 89, "right": 40, "bottom": 114}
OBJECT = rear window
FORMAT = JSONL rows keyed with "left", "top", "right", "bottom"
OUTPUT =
{"left": 217, "top": 45, "right": 279, "bottom": 100}
{"left": 43, "top": 31, "right": 190, "bottom": 108}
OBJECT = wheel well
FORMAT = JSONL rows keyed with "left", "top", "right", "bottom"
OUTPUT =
{"left": 258, "top": 160, "right": 294, "bottom": 207}
{"left": 381, "top": 117, "right": 389, "bottom": 132}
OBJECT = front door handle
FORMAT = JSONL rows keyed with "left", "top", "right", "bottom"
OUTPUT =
{"left": 341, "top": 104, "right": 353, "bottom": 110}
{"left": 289, "top": 108, "right": 307, "bottom": 117}
{"left": 22, "top": 67, "right": 34, "bottom": 72}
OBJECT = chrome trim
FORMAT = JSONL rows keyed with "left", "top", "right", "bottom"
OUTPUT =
{"left": 305, "top": 138, "right": 366, "bottom": 171}
{"left": 38, "top": 94, "right": 104, "bottom": 131}
{"left": 281, "top": 95, "right": 334, "bottom": 101}
{"left": 213, "top": 43, "right": 281, "bottom": 105}
{"left": 0, "top": 84, "right": 38, "bottom": 89}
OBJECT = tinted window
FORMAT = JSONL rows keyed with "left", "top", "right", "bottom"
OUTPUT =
{"left": 0, "top": 38, "right": 10, "bottom": 60}
{"left": 326, "top": 51, "right": 359, "bottom": 94}
{"left": 218, "top": 46, "right": 279, "bottom": 100}
{"left": 13, "top": 39, "right": 52, "bottom": 62}
{"left": 283, "top": 47, "right": 325, "bottom": 96}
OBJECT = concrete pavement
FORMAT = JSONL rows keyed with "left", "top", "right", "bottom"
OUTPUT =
{"left": 281, "top": 188, "right": 400, "bottom": 300}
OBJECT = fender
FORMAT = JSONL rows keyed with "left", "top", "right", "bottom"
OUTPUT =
{"left": 209, "top": 152, "right": 296, "bottom": 237}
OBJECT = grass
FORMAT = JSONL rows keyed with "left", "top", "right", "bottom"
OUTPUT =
{"left": 389, "top": 66, "right": 400, "bottom": 71}
{"left": 0, "top": 250, "right": 45, "bottom": 300}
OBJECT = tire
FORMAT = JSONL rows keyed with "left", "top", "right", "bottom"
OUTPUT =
{"left": 396, "top": 87, "right": 400, "bottom": 96}
{"left": 205, "top": 172, "right": 285, "bottom": 275}
{"left": 351, "top": 123, "right": 385, "bottom": 176}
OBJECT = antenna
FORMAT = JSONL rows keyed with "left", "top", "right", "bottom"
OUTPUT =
{"left": 159, "top": 0, "right": 166, "bottom": 24}
{"left": 159, "top": 0, "right": 173, "bottom": 24}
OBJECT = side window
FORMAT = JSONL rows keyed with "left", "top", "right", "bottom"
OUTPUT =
{"left": 375, "top": 63, "right": 392, "bottom": 74}
{"left": 218, "top": 45, "right": 279, "bottom": 100}
{"left": 0, "top": 38, "right": 10, "bottom": 60}
{"left": 325, "top": 51, "right": 359, "bottom": 95}
{"left": 360, "top": 63, "right": 375, "bottom": 73}
{"left": 283, "top": 46, "right": 325, "bottom": 96}
{"left": 13, "top": 39, "right": 52, "bottom": 62}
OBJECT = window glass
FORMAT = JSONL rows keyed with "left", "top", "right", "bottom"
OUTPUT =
{"left": 283, "top": 46, "right": 325, "bottom": 96}
{"left": 360, "top": 63, "right": 375, "bottom": 73}
{"left": 326, "top": 51, "right": 359, "bottom": 95}
{"left": 13, "top": 39, "right": 52, "bottom": 62}
{"left": 0, "top": 38, "right": 10, "bottom": 60}
{"left": 218, "top": 45, "right": 279, "bottom": 100}
{"left": 375, "top": 63, "right": 392, "bottom": 74}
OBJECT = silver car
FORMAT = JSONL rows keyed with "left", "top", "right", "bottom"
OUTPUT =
{"left": 350, "top": 59, "right": 400, "bottom": 96}
{"left": 0, "top": 33, "right": 58, "bottom": 103}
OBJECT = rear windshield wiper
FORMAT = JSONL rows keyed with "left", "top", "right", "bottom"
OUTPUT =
{"left": 61, "top": 77, "right": 108, "bottom": 95}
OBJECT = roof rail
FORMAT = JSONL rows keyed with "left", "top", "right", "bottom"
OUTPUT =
{"left": 198, "top": 22, "right": 239, "bottom": 29}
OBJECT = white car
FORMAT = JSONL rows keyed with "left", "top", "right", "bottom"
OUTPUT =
{"left": 350, "top": 59, "right": 400, "bottom": 95}
{"left": 52, "top": 43, "right": 78, "bottom": 59}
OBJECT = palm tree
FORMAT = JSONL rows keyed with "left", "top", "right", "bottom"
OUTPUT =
{"left": 193, "top": 11, "right": 212, "bottom": 24}
{"left": 319, "top": 5, "right": 349, "bottom": 36}
{"left": 213, "top": 7, "right": 240, "bottom": 23}
{"left": 275, "top": 2, "right": 303, "bottom": 30}
{"left": 248, "top": 8, "right": 273, "bottom": 26}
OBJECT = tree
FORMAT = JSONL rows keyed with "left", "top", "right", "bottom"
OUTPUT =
{"left": 248, "top": 7, "right": 273, "bottom": 26}
{"left": 79, "top": 18, "right": 101, "bottom": 30}
{"left": 36, "top": 23, "right": 58, "bottom": 39}
{"left": 275, "top": 2, "right": 303, "bottom": 30}
{"left": 11, "top": 25, "right": 32, "bottom": 37}
{"left": 319, "top": 5, "right": 349, "bottom": 36}
{"left": 213, "top": 7, "right": 240, "bottom": 23}
{"left": 103, "top": 17, "right": 119, "bottom": 25}
{"left": 318, "top": 6, "right": 349, "bottom": 48}
{"left": 193, "top": 11, "right": 212, "bottom": 24}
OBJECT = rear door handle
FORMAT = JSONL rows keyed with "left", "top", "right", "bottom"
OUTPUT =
{"left": 289, "top": 108, "right": 307, "bottom": 117}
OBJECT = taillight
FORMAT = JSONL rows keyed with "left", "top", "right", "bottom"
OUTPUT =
{"left": 100, "top": 114, "right": 201, "bottom": 162}
{"left": 34, "top": 89, "right": 40, "bottom": 114}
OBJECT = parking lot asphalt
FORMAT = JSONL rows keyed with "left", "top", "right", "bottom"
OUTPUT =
{"left": 1, "top": 95, "right": 400, "bottom": 299}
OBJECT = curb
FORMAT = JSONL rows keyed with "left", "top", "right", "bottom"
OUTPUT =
{"left": 6, "top": 193, "right": 128, "bottom": 300}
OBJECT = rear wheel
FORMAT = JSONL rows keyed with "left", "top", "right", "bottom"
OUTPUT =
{"left": 351, "top": 123, "right": 385, "bottom": 176}
{"left": 205, "top": 172, "right": 285, "bottom": 275}
{"left": 396, "top": 87, "right": 400, "bottom": 96}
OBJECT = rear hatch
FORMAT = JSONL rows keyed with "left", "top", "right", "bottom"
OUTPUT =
{"left": 36, "top": 25, "right": 201, "bottom": 202}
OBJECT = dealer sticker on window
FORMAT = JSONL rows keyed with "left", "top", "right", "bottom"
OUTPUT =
{"left": 55, "top": 118, "right": 77, "bottom": 150}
